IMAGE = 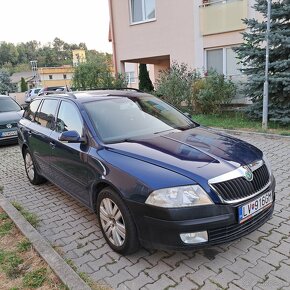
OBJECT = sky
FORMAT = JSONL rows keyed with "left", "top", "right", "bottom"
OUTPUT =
{"left": 0, "top": 0, "right": 112, "bottom": 53}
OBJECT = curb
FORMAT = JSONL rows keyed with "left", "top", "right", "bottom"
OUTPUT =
{"left": 0, "top": 193, "right": 91, "bottom": 290}
{"left": 209, "top": 127, "right": 290, "bottom": 139}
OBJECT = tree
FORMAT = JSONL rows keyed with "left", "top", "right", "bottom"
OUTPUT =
{"left": 0, "top": 70, "right": 15, "bottom": 94}
{"left": 235, "top": 0, "right": 290, "bottom": 124}
{"left": 20, "top": 77, "right": 28, "bottom": 92}
{"left": 138, "top": 64, "right": 154, "bottom": 92}
{"left": 72, "top": 53, "right": 127, "bottom": 90}
{"left": 0, "top": 42, "right": 19, "bottom": 66}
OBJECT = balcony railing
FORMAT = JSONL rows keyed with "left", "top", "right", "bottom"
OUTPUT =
{"left": 200, "top": 0, "right": 247, "bottom": 35}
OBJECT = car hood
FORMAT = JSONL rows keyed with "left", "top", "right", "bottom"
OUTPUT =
{"left": 0, "top": 111, "right": 23, "bottom": 124}
{"left": 106, "top": 127, "right": 263, "bottom": 182}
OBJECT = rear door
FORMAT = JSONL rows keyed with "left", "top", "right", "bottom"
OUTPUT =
{"left": 22, "top": 99, "right": 59, "bottom": 179}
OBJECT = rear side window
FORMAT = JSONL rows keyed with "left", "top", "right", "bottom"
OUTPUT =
{"left": 55, "top": 101, "right": 83, "bottom": 136}
{"left": 36, "top": 99, "right": 58, "bottom": 129}
{"left": 24, "top": 99, "right": 41, "bottom": 121}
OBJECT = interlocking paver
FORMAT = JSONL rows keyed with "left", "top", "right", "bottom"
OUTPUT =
{"left": 256, "top": 274, "right": 290, "bottom": 290}
{"left": 209, "top": 268, "right": 240, "bottom": 289}
{"left": 142, "top": 274, "right": 176, "bottom": 290}
{"left": 1, "top": 132, "right": 290, "bottom": 289}
{"left": 233, "top": 271, "right": 263, "bottom": 289}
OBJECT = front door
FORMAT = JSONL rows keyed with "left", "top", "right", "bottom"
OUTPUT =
{"left": 49, "top": 100, "right": 91, "bottom": 205}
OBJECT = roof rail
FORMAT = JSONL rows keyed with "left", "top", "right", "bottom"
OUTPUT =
{"left": 39, "top": 91, "right": 77, "bottom": 99}
{"left": 73, "top": 88, "right": 144, "bottom": 93}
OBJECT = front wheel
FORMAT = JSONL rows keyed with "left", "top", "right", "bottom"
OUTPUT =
{"left": 24, "top": 148, "right": 46, "bottom": 185}
{"left": 97, "top": 187, "right": 139, "bottom": 255}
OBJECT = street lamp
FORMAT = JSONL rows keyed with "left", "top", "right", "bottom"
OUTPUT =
{"left": 262, "top": 0, "right": 271, "bottom": 129}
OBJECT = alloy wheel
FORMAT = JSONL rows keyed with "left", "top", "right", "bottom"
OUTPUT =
{"left": 25, "top": 152, "right": 35, "bottom": 181}
{"left": 99, "top": 198, "right": 126, "bottom": 247}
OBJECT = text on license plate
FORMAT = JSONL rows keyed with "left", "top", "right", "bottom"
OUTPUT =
{"left": 0, "top": 130, "right": 17, "bottom": 137}
{"left": 238, "top": 191, "right": 272, "bottom": 223}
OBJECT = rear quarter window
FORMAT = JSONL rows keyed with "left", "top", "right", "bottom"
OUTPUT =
{"left": 24, "top": 99, "right": 42, "bottom": 121}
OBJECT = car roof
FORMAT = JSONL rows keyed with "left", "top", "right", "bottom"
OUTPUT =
{"left": 33, "top": 89, "right": 153, "bottom": 103}
{"left": 0, "top": 95, "right": 14, "bottom": 99}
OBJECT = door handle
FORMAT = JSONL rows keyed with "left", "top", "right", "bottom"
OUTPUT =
{"left": 27, "top": 130, "right": 32, "bottom": 136}
{"left": 49, "top": 141, "right": 56, "bottom": 149}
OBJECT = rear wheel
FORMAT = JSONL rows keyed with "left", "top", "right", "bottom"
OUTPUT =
{"left": 97, "top": 187, "right": 139, "bottom": 254}
{"left": 24, "top": 149, "right": 46, "bottom": 185}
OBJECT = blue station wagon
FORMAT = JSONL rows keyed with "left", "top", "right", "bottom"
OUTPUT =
{"left": 18, "top": 90, "right": 275, "bottom": 254}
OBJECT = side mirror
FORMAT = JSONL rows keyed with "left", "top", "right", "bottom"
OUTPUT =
{"left": 58, "top": 130, "right": 86, "bottom": 143}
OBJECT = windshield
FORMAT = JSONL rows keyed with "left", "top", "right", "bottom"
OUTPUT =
{"left": 0, "top": 98, "right": 22, "bottom": 112}
{"left": 84, "top": 95, "right": 197, "bottom": 143}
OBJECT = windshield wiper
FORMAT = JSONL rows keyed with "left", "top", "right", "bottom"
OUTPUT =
{"left": 154, "top": 128, "right": 177, "bottom": 135}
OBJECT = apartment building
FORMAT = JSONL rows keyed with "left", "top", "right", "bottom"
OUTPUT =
{"left": 109, "top": 0, "right": 258, "bottom": 89}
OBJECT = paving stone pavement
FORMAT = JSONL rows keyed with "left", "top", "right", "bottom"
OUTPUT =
{"left": 0, "top": 131, "right": 289, "bottom": 290}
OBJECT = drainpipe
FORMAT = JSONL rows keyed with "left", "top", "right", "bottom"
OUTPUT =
{"left": 108, "top": 0, "right": 118, "bottom": 78}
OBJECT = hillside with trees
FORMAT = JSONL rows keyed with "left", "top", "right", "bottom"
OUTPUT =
{"left": 0, "top": 37, "right": 112, "bottom": 73}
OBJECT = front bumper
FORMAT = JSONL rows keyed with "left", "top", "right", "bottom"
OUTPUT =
{"left": 128, "top": 181, "right": 275, "bottom": 250}
{"left": 0, "top": 135, "right": 18, "bottom": 145}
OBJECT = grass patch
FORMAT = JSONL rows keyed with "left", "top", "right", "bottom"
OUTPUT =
{"left": 193, "top": 112, "right": 290, "bottom": 135}
{"left": 0, "top": 212, "right": 9, "bottom": 220}
{"left": 23, "top": 268, "right": 47, "bottom": 288}
{"left": 11, "top": 202, "right": 39, "bottom": 228}
{"left": 17, "top": 239, "right": 32, "bottom": 252}
{"left": 0, "top": 221, "right": 13, "bottom": 237}
{"left": 0, "top": 249, "right": 23, "bottom": 278}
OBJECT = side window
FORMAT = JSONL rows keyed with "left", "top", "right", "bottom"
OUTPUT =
{"left": 24, "top": 99, "right": 41, "bottom": 121}
{"left": 56, "top": 101, "right": 83, "bottom": 136}
{"left": 36, "top": 99, "right": 58, "bottom": 129}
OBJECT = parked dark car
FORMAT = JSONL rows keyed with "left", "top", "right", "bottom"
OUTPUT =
{"left": 0, "top": 95, "right": 24, "bottom": 145}
{"left": 18, "top": 90, "right": 275, "bottom": 254}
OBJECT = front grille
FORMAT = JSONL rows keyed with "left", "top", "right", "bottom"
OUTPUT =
{"left": 208, "top": 204, "right": 273, "bottom": 243}
{"left": 211, "top": 164, "right": 270, "bottom": 202}
{"left": 0, "top": 123, "right": 17, "bottom": 129}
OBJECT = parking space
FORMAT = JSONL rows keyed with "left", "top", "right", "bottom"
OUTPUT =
{"left": 0, "top": 131, "right": 289, "bottom": 290}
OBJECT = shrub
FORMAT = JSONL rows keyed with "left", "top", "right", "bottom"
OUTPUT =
{"left": 155, "top": 62, "right": 200, "bottom": 110}
{"left": 192, "top": 70, "right": 237, "bottom": 114}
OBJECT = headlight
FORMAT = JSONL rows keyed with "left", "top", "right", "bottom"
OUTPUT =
{"left": 263, "top": 155, "right": 272, "bottom": 176}
{"left": 145, "top": 185, "right": 213, "bottom": 208}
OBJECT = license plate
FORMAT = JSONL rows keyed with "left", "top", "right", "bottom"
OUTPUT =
{"left": 238, "top": 191, "right": 273, "bottom": 223}
{"left": 0, "top": 130, "right": 17, "bottom": 137}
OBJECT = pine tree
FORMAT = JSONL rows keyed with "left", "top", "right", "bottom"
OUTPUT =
{"left": 235, "top": 0, "right": 290, "bottom": 124}
{"left": 20, "top": 77, "right": 28, "bottom": 92}
{"left": 138, "top": 64, "right": 154, "bottom": 92}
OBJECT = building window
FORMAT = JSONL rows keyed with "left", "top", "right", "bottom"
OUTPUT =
{"left": 49, "top": 75, "right": 53, "bottom": 80}
{"left": 206, "top": 47, "right": 241, "bottom": 77}
{"left": 130, "top": 0, "right": 156, "bottom": 23}
{"left": 126, "top": 72, "right": 136, "bottom": 84}
{"left": 63, "top": 74, "right": 67, "bottom": 79}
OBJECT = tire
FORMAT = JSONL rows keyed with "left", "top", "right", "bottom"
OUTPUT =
{"left": 97, "top": 187, "right": 139, "bottom": 255}
{"left": 23, "top": 148, "right": 46, "bottom": 185}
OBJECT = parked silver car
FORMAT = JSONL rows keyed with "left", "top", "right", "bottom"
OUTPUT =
{"left": 25, "top": 87, "right": 42, "bottom": 103}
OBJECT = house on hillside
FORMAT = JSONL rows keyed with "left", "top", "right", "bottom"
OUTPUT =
{"left": 38, "top": 66, "right": 74, "bottom": 88}
{"left": 10, "top": 71, "right": 37, "bottom": 92}
{"left": 108, "top": 0, "right": 258, "bottom": 101}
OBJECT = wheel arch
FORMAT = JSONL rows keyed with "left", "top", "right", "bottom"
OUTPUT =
{"left": 90, "top": 180, "right": 123, "bottom": 212}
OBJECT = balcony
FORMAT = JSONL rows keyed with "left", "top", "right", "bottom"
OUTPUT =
{"left": 200, "top": 0, "right": 247, "bottom": 35}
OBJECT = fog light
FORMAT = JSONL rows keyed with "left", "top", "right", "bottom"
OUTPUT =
{"left": 180, "top": 231, "right": 208, "bottom": 244}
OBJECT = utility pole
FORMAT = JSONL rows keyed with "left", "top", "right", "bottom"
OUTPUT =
{"left": 30, "top": 60, "right": 38, "bottom": 87}
{"left": 262, "top": 0, "right": 271, "bottom": 129}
